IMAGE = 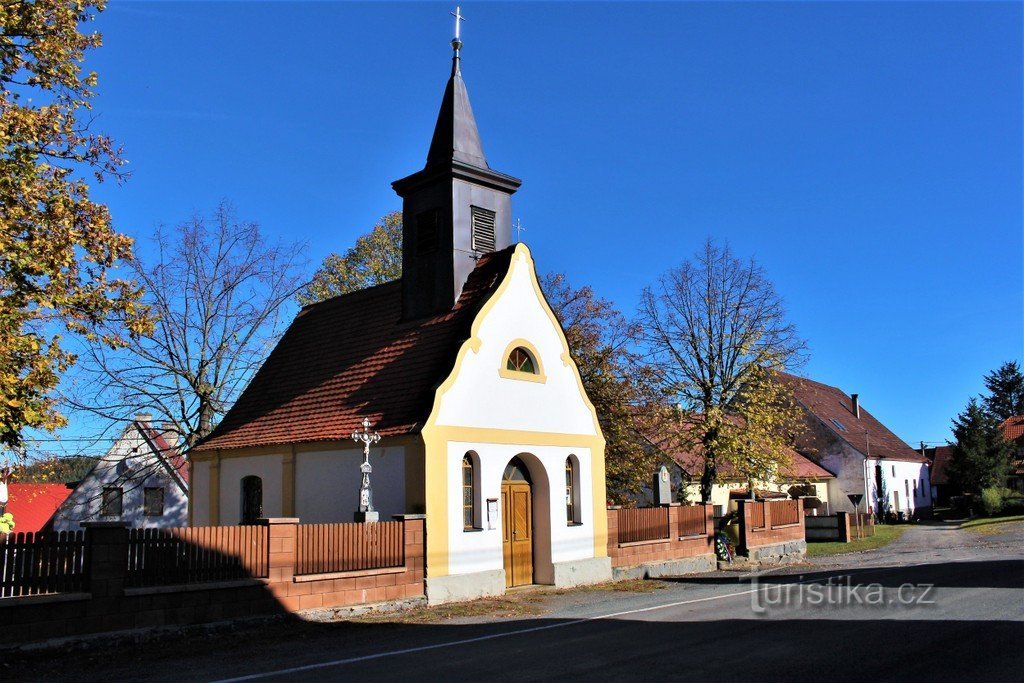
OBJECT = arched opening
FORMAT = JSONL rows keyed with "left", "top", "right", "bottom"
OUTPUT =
{"left": 500, "top": 454, "right": 553, "bottom": 587}
{"left": 240, "top": 475, "right": 263, "bottom": 525}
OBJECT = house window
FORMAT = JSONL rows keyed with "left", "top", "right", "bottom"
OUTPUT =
{"left": 470, "top": 206, "right": 496, "bottom": 252}
{"left": 144, "top": 487, "right": 165, "bottom": 517}
{"left": 892, "top": 465, "right": 896, "bottom": 477}
{"left": 506, "top": 347, "right": 537, "bottom": 374}
{"left": 101, "top": 487, "right": 123, "bottom": 517}
{"left": 240, "top": 476, "right": 263, "bottom": 525}
{"left": 565, "top": 456, "right": 582, "bottom": 525}
{"left": 463, "top": 454, "right": 476, "bottom": 530}
{"left": 905, "top": 480, "right": 910, "bottom": 500}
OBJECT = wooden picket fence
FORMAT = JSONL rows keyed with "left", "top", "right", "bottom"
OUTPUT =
{"left": 0, "top": 531, "right": 88, "bottom": 598}
{"left": 295, "top": 522, "right": 405, "bottom": 576}
{"left": 616, "top": 507, "right": 670, "bottom": 544}
{"left": 125, "top": 526, "right": 268, "bottom": 588}
{"left": 678, "top": 505, "right": 707, "bottom": 537}
{"left": 770, "top": 499, "right": 801, "bottom": 526}
{"left": 749, "top": 502, "right": 766, "bottom": 529}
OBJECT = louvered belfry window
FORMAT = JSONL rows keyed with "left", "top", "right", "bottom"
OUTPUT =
{"left": 470, "top": 206, "right": 496, "bottom": 252}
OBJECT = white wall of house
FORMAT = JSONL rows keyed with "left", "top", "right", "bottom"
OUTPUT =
{"left": 295, "top": 446, "right": 406, "bottom": 523}
{"left": 868, "top": 458, "right": 932, "bottom": 517}
{"left": 52, "top": 425, "right": 187, "bottom": 531}
{"left": 218, "top": 454, "right": 283, "bottom": 525}
{"left": 444, "top": 441, "right": 596, "bottom": 582}
{"left": 191, "top": 459, "right": 211, "bottom": 526}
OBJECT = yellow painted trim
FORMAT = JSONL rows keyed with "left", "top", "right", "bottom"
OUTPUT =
{"left": 420, "top": 244, "right": 607, "bottom": 576}
{"left": 188, "top": 435, "right": 422, "bottom": 461}
{"left": 282, "top": 446, "right": 296, "bottom": 517}
{"left": 209, "top": 452, "right": 221, "bottom": 526}
{"left": 498, "top": 338, "right": 547, "bottom": 383}
{"left": 187, "top": 459, "right": 195, "bottom": 526}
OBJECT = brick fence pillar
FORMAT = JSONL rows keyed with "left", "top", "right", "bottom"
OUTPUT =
{"left": 259, "top": 517, "right": 299, "bottom": 584}
{"left": 81, "top": 521, "right": 128, "bottom": 598}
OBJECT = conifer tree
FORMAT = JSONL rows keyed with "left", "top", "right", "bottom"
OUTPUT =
{"left": 982, "top": 361, "right": 1024, "bottom": 423}
{"left": 948, "top": 397, "right": 1013, "bottom": 494}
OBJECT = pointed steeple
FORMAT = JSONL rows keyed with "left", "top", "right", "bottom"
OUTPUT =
{"left": 392, "top": 13, "right": 521, "bottom": 321}
{"left": 425, "top": 51, "right": 488, "bottom": 169}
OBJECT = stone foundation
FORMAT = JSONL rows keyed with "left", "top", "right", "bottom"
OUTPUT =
{"left": 746, "top": 539, "right": 807, "bottom": 566}
{"left": 611, "top": 553, "right": 716, "bottom": 581}
{"left": 553, "top": 557, "right": 612, "bottom": 588}
{"left": 425, "top": 569, "right": 505, "bottom": 605}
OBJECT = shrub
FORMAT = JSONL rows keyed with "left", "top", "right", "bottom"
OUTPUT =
{"left": 980, "top": 487, "right": 1005, "bottom": 516}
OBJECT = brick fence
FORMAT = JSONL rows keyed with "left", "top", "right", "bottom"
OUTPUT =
{"left": 737, "top": 499, "right": 805, "bottom": 561}
{"left": 606, "top": 504, "right": 715, "bottom": 574}
{"left": 0, "top": 516, "right": 424, "bottom": 644}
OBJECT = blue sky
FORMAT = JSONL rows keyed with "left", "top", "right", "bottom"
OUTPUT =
{"left": 81, "top": 1, "right": 1020, "bottom": 447}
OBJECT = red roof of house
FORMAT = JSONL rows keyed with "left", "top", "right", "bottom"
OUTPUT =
{"left": 669, "top": 442, "right": 834, "bottom": 481}
{"left": 999, "top": 415, "right": 1024, "bottom": 445}
{"left": 138, "top": 423, "right": 188, "bottom": 485}
{"left": 194, "top": 248, "right": 515, "bottom": 452}
{"left": 778, "top": 373, "right": 928, "bottom": 463}
{"left": 926, "top": 445, "right": 953, "bottom": 485}
{"left": 4, "top": 484, "right": 73, "bottom": 534}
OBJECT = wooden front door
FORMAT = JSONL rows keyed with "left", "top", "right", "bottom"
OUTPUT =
{"left": 501, "top": 459, "right": 534, "bottom": 587}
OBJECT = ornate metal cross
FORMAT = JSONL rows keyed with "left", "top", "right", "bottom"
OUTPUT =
{"left": 351, "top": 417, "right": 381, "bottom": 518}
{"left": 451, "top": 6, "right": 465, "bottom": 40}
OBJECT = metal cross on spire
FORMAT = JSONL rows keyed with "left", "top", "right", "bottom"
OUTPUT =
{"left": 451, "top": 6, "right": 465, "bottom": 41}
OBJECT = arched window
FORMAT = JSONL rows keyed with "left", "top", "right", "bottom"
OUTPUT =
{"left": 565, "top": 457, "right": 575, "bottom": 523}
{"left": 463, "top": 454, "right": 476, "bottom": 530}
{"left": 565, "top": 455, "right": 582, "bottom": 525}
{"left": 240, "top": 476, "right": 263, "bottom": 525}
{"left": 506, "top": 347, "right": 536, "bottom": 374}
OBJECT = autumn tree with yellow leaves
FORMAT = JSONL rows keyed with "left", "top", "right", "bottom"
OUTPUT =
{"left": 1, "top": 1, "right": 149, "bottom": 455}
{"left": 639, "top": 240, "right": 806, "bottom": 503}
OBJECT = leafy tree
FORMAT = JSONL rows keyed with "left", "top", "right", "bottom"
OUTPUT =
{"left": 638, "top": 239, "right": 806, "bottom": 502}
{"left": 0, "top": 0, "right": 150, "bottom": 451}
{"left": 948, "top": 397, "right": 1013, "bottom": 495}
{"left": 65, "top": 203, "right": 306, "bottom": 448}
{"left": 541, "top": 273, "right": 665, "bottom": 504}
{"left": 982, "top": 361, "right": 1024, "bottom": 423}
{"left": 297, "top": 212, "right": 402, "bottom": 304}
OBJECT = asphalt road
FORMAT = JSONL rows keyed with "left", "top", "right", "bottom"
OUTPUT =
{"left": 6, "top": 522, "right": 1024, "bottom": 681}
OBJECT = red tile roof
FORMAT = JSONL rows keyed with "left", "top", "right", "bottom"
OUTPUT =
{"left": 999, "top": 415, "right": 1024, "bottom": 445}
{"left": 777, "top": 373, "right": 928, "bottom": 463}
{"left": 194, "top": 248, "right": 515, "bottom": 452}
{"left": 4, "top": 484, "right": 73, "bottom": 533}
{"left": 926, "top": 445, "right": 953, "bottom": 485}
{"left": 138, "top": 423, "right": 188, "bottom": 485}
{"left": 668, "top": 441, "right": 834, "bottom": 481}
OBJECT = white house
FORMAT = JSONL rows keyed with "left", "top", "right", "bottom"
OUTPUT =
{"left": 52, "top": 414, "right": 189, "bottom": 530}
{"left": 779, "top": 373, "right": 932, "bottom": 519}
{"left": 190, "top": 38, "right": 611, "bottom": 603}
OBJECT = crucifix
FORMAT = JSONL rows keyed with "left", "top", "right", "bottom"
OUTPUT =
{"left": 513, "top": 218, "right": 526, "bottom": 242}
{"left": 351, "top": 417, "right": 381, "bottom": 523}
{"left": 451, "top": 6, "right": 465, "bottom": 41}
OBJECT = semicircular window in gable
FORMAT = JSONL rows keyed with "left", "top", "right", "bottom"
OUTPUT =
{"left": 506, "top": 347, "right": 537, "bottom": 374}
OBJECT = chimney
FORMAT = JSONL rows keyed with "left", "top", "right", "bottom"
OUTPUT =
{"left": 851, "top": 394, "right": 860, "bottom": 419}
{"left": 134, "top": 412, "right": 153, "bottom": 424}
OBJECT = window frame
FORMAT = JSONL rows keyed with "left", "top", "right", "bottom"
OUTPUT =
{"left": 144, "top": 487, "right": 165, "bottom": 517}
{"left": 565, "top": 455, "right": 583, "bottom": 526}
{"left": 462, "top": 452, "right": 482, "bottom": 531}
{"left": 498, "top": 339, "right": 546, "bottom": 384}
{"left": 100, "top": 487, "right": 123, "bottom": 517}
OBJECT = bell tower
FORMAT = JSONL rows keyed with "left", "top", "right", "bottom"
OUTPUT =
{"left": 392, "top": 12, "right": 521, "bottom": 320}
